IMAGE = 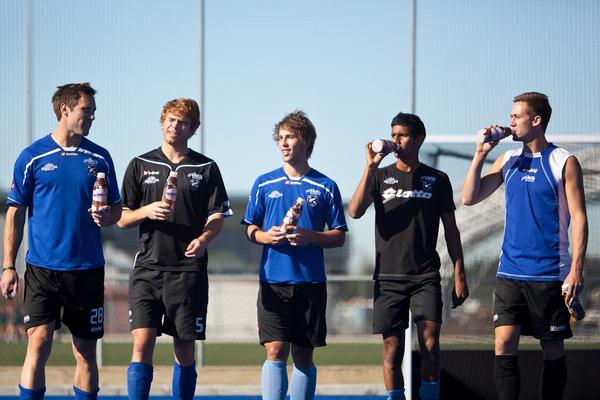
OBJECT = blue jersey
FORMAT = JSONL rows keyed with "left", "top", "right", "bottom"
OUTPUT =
{"left": 242, "top": 167, "right": 348, "bottom": 284}
{"left": 499, "top": 144, "right": 572, "bottom": 282}
{"left": 6, "top": 134, "right": 121, "bottom": 271}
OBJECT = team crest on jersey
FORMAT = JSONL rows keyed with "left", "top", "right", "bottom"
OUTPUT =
{"left": 268, "top": 190, "right": 283, "bottom": 199}
{"left": 41, "top": 163, "right": 58, "bottom": 172}
{"left": 421, "top": 176, "right": 436, "bottom": 191}
{"left": 83, "top": 158, "right": 98, "bottom": 175}
{"left": 383, "top": 177, "right": 398, "bottom": 185}
{"left": 187, "top": 172, "right": 203, "bottom": 191}
{"left": 305, "top": 188, "right": 321, "bottom": 207}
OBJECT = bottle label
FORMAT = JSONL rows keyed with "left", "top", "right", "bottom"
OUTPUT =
{"left": 164, "top": 188, "right": 177, "bottom": 201}
{"left": 92, "top": 188, "right": 107, "bottom": 202}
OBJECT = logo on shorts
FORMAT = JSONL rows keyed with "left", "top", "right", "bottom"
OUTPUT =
{"left": 24, "top": 315, "right": 30, "bottom": 323}
{"left": 268, "top": 190, "right": 283, "bottom": 199}
{"left": 493, "top": 314, "right": 499, "bottom": 322}
{"left": 41, "top": 163, "right": 58, "bottom": 172}
{"left": 383, "top": 177, "right": 398, "bottom": 185}
{"left": 550, "top": 324, "right": 567, "bottom": 332}
{"left": 128, "top": 309, "right": 133, "bottom": 324}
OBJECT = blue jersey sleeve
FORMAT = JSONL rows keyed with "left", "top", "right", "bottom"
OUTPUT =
{"left": 327, "top": 182, "right": 348, "bottom": 231}
{"left": 242, "top": 177, "right": 265, "bottom": 227}
{"left": 6, "top": 149, "right": 34, "bottom": 207}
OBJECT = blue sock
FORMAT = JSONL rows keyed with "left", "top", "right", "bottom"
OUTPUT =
{"left": 261, "top": 360, "right": 288, "bottom": 400}
{"left": 127, "top": 362, "right": 153, "bottom": 400}
{"left": 19, "top": 385, "right": 45, "bottom": 400}
{"left": 386, "top": 389, "right": 406, "bottom": 400}
{"left": 290, "top": 364, "right": 317, "bottom": 400}
{"left": 172, "top": 362, "right": 197, "bottom": 400}
{"left": 73, "top": 385, "right": 99, "bottom": 400}
{"left": 419, "top": 380, "right": 440, "bottom": 400}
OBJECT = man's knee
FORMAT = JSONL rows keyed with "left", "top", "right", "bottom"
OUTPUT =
{"left": 494, "top": 326, "right": 520, "bottom": 355}
{"left": 291, "top": 345, "right": 314, "bottom": 369}
{"left": 541, "top": 339, "right": 564, "bottom": 360}
{"left": 26, "top": 326, "right": 54, "bottom": 359}
{"left": 174, "top": 339, "right": 196, "bottom": 366}
{"left": 383, "top": 334, "right": 405, "bottom": 368}
{"left": 265, "top": 341, "right": 290, "bottom": 362}
{"left": 72, "top": 338, "right": 97, "bottom": 364}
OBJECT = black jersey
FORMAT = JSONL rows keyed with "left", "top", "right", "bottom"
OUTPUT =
{"left": 370, "top": 163, "right": 455, "bottom": 280}
{"left": 121, "top": 148, "right": 232, "bottom": 272}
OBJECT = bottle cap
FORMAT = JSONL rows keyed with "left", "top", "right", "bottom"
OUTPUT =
{"left": 169, "top": 171, "right": 178, "bottom": 177}
{"left": 96, "top": 172, "right": 106, "bottom": 178}
{"left": 296, "top": 197, "right": 305, "bottom": 204}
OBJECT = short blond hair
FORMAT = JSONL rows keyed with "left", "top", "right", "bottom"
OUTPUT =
{"left": 160, "top": 98, "right": 200, "bottom": 131}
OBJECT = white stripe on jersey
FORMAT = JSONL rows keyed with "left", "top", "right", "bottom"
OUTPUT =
{"left": 175, "top": 162, "right": 213, "bottom": 171}
{"left": 136, "top": 157, "right": 214, "bottom": 172}
{"left": 22, "top": 148, "right": 62, "bottom": 185}
{"left": 497, "top": 271, "right": 561, "bottom": 280}
{"left": 301, "top": 177, "right": 333, "bottom": 196}
{"left": 257, "top": 176, "right": 287, "bottom": 188}
{"left": 136, "top": 157, "right": 172, "bottom": 170}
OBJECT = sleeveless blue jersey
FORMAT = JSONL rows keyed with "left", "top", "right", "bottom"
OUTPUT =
{"left": 242, "top": 167, "right": 348, "bottom": 284}
{"left": 499, "top": 144, "right": 572, "bottom": 282}
{"left": 6, "top": 134, "right": 122, "bottom": 270}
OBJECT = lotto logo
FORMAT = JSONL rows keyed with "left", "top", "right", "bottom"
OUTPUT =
{"left": 521, "top": 175, "right": 536, "bottom": 183}
{"left": 382, "top": 188, "right": 432, "bottom": 203}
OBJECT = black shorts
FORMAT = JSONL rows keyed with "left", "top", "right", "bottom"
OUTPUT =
{"left": 257, "top": 282, "right": 327, "bottom": 347}
{"left": 128, "top": 267, "right": 208, "bottom": 340}
{"left": 493, "top": 277, "right": 572, "bottom": 340}
{"left": 23, "top": 264, "right": 104, "bottom": 339}
{"left": 372, "top": 277, "right": 442, "bottom": 334}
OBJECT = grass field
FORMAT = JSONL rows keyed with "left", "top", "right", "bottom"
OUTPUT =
{"left": 1, "top": 340, "right": 599, "bottom": 366}
{"left": 0, "top": 342, "right": 383, "bottom": 366}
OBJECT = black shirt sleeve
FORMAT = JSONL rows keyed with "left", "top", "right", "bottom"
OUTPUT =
{"left": 206, "top": 162, "right": 231, "bottom": 218}
{"left": 121, "top": 158, "right": 142, "bottom": 210}
{"left": 436, "top": 171, "right": 456, "bottom": 213}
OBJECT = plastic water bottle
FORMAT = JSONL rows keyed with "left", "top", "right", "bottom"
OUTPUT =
{"left": 371, "top": 139, "right": 399, "bottom": 155}
{"left": 91, "top": 172, "right": 108, "bottom": 211}
{"left": 162, "top": 171, "right": 178, "bottom": 211}
{"left": 280, "top": 197, "right": 305, "bottom": 233}
{"left": 480, "top": 126, "right": 513, "bottom": 144}
{"left": 561, "top": 284, "right": 585, "bottom": 321}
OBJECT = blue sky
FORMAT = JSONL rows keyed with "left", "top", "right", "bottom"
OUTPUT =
{"left": 1, "top": 0, "right": 599, "bottom": 270}
{"left": 2, "top": 0, "right": 598, "bottom": 199}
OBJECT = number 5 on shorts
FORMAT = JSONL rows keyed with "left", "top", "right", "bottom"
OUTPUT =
{"left": 195, "top": 317, "right": 204, "bottom": 333}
